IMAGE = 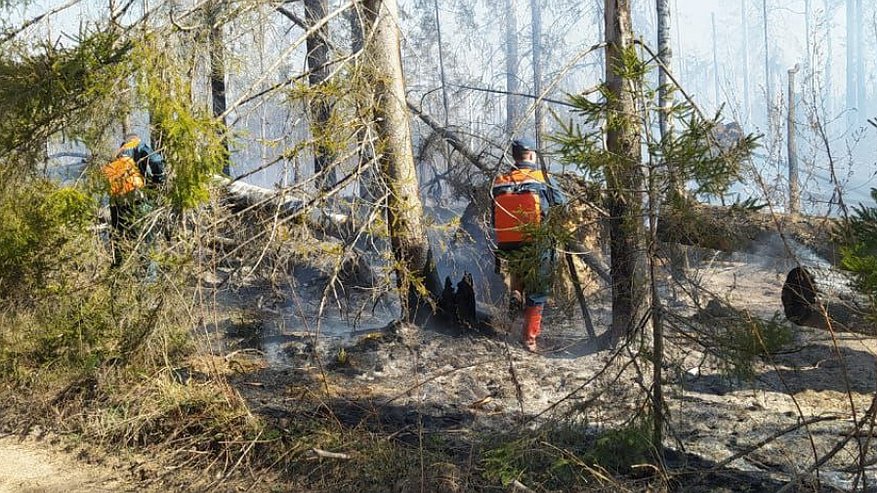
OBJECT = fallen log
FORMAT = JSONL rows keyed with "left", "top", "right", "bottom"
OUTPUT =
{"left": 781, "top": 266, "right": 873, "bottom": 334}
{"left": 217, "top": 176, "right": 377, "bottom": 288}
{"left": 659, "top": 203, "right": 840, "bottom": 265}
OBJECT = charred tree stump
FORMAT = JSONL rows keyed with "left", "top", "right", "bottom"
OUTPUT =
{"left": 438, "top": 272, "right": 494, "bottom": 334}
{"left": 781, "top": 266, "right": 873, "bottom": 334}
{"left": 781, "top": 267, "right": 820, "bottom": 327}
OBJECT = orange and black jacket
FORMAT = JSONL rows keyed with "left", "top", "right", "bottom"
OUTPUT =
{"left": 491, "top": 160, "right": 566, "bottom": 250}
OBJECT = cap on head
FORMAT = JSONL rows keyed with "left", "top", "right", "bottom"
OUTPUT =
{"left": 511, "top": 138, "right": 536, "bottom": 161}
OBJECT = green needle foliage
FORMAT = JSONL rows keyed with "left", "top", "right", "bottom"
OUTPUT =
{"left": 839, "top": 188, "right": 877, "bottom": 318}
{"left": 0, "top": 180, "right": 95, "bottom": 298}
{"left": 135, "top": 37, "right": 228, "bottom": 209}
{"left": 0, "top": 29, "right": 133, "bottom": 167}
{"left": 553, "top": 46, "right": 758, "bottom": 202}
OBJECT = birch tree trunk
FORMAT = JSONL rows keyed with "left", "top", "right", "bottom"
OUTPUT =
{"left": 656, "top": 0, "right": 672, "bottom": 140}
{"left": 207, "top": 0, "right": 230, "bottom": 176}
{"left": 305, "top": 0, "right": 337, "bottom": 189}
{"left": 504, "top": 0, "right": 521, "bottom": 136}
{"left": 362, "top": 0, "right": 441, "bottom": 323}
{"left": 530, "top": 0, "right": 545, "bottom": 147}
{"left": 604, "top": 0, "right": 645, "bottom": 341}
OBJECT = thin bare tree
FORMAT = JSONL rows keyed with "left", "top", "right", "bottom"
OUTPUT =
{"left": 846, "top": 0, "right": 857, "bottom": 124}
{"left": 741, "top": 0, "right": 751, "bottom": 121}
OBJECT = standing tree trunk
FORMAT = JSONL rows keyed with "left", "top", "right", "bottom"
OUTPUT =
{"left": 762, "top": 0, "right": 771, "bottom": 123}
{"left": 824, "top": 0, "right": 833, "bottom": 118}
{"left": 305, "top": 0, "right": 337, "bottom": 190}
{"left": 656, "top": 0, "right": 683, "bottom": 198}
{"left": 741, "top": 0, "right": 751, "bottom": 121}
{"left": 788, "top": 64, "right": 800, "bottom": 215}
{"left": 673, "top": 0, "right": 684, "bottom": 82}
{"left": 530, "top": 0, "right": 545, "bottom": 147}
{"left": 711, "top": 12, "right": 721, "bottom": 110}
{"left": 349, "top": 2, "right": 364, "bottom": 53}
{"left": 846, "top": 0, "right": 857, "bottom": 125}
{"left": 597, "top": 0, "right": 605, "bottom": 72}
{"left": 433, "top": 0, "right": 450, "bottom": 126}
{"left": 804, "top": 0, "right": 812, "bottom": 68}
{"left": 362, "top": 0, "right": 441, "bottom": 323}
{"left": 432, "top": 0, "right": 452, "bottom": 202}
{"left": 504, "top": 0, "right": 521, "bottom": 137}
{"left": 604, "top": 0, "right": 645, "bottom": 341}
{"left": 207, "top": 0, "right": 230, "bottom": 176}
{"left": 855, "top": 0, "right": 865, "bottom": 119}
{"left": 656, "top": 0, "right": 672, "bottom": 141}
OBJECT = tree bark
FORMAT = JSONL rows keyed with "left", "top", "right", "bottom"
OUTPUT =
{"left": 711, "top": 12, "right": 720, "bottom": 110}
{"left": 762, "top": 0, "right": 771, "bottom": 122}
{"left": 846, "top": 0, "right": 856, "bottom": 125}
{"left": 362, "top": 0, "right": 441, "bottom": 323}
{"left": 305, "top": 0, "right": 337, "bottom": 190}
{"left": 788, "top": 64, "right": 800, "bottom": 216}
{"left": 741, "top": 0, "right": 751, "bottom": 121}
{"left": 855, "top": 0, "right": 865, "bottom": 119}
{"left": 656, "top": 0, "right": 672, "bottom": 140}
{"left": 433, "top": 0, "right": 450, "bottom": 127}
{"left": 604, "top": 0, "right": 646, "bottom": 341}
{"left": 824, "top": 0, "right": 833, "bottom": 118}
{"left": 504, "top": 0, "right": 521, "bottom": 137}
{"left": 207, "top": 0, "right": 230, "bottom": 176}
{"left": 530, "top": 0, "right": 545, "bottom": 147}
{"left": 804, "top": 0, "right": 812, "bottom": 68}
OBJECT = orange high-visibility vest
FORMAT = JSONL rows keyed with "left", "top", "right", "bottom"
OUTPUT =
{"left": 492, "top": 168, "right": 547, "bottom": 248}
{"left": 102, "top": 138, "right": 145, "bottom": 197}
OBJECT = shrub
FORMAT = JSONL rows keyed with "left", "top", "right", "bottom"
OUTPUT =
{"left": 839, "top": 188, "right": 877, "bottom": 320}
{"left": 716, "top": 312, "right": 793, "bottom": 380}
{"left": 0, "top": 182, "right": 96, "bottom": 298}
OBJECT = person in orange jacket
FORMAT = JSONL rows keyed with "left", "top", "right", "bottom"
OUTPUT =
{"left": 104, "top": 133, "right": 166, "bottom": 268}
{"left": 491, "top": 138, "right": 566, "bottom": 352}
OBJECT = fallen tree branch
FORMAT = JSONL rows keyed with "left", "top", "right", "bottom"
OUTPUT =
{"left": 406, "top": 99, "right": 491, "bottom": 173}
{"left": 310, "top": 448, "right": 350, "bottom": 460}
{"left": 450, "top": 83, "right": 600, "bottom": 108}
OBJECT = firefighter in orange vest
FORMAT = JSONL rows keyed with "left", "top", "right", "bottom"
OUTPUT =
{"left": 492, "top": 139, "right": 566, "bottom": 352}
{"left": 104, "top": 133, "right": 166, "bottom": 268}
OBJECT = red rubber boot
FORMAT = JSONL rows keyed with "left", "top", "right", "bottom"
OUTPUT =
{"left": 522, "top": 305, "right": 543, "bottom": 352}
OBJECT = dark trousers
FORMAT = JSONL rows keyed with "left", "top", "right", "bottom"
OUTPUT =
{"left": 109, "top": 198, "right": 152, "bottom": 268}
{"left": 494, "top": 246, "right": 554, "bottom": 307}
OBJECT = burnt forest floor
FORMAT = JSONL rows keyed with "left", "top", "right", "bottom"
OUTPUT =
{"left": 198, "top": 245, "right": 877, "bottom": 492}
